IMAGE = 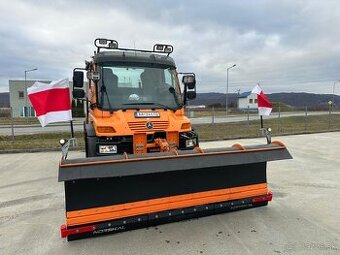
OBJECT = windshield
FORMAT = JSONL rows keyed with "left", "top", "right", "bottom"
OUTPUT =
{"left": 97, "top": 64, "right": 182, "bottom": 110}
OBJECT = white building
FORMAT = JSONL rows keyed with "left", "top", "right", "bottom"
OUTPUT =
{"left": 237, "top": 91, "right": 258, "bottom": 111}
{"left": 9, "top": 80, "right": 49, "bottom": 118}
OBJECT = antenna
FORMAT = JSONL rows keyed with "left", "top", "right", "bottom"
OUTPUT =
{"left": 133, "top": 41, "right": 136, "bottom": 56}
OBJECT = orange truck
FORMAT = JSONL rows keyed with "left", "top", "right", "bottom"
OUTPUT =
{"left": 58, "top": 38, "right": 292, "bottom": 241}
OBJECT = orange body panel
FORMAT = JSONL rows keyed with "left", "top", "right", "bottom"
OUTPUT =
{"left": 90, "top": 108, "right": 191, "bottom": 135}
{"left": 66, "top": 183, "right": 268, "bottom": 226}
{"left": 86, "top": 66, "right": 191, "bottom": 153}
{"left": 87, "top": 107, "right": 191, "bottom": 153}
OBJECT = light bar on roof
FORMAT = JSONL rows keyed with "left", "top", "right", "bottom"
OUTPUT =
{"left": 153, "top": 44, "right": 173, "bottom": 54}
{"left": 94, "top": 38, "right": 119, "bottom": 50}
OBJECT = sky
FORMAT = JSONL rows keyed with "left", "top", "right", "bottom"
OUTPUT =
{"left": 1, "top": 0, "right": 340, "bottom": 94}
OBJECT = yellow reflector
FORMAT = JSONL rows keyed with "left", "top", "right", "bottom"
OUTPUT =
{"left": 181, "top": 123, "right": 191, "bottom": 129}
{"left": 97, "top": 126, "right": 115, "bottom": 133}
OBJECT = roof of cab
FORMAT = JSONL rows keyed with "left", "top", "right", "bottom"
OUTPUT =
{"left": 93, "top": 50, "right": 176, "bottom": 67}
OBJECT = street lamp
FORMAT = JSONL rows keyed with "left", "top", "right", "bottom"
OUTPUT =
{"left": 24, "top": 68, "right": 38, "bottom": 117}
{"left": 226, "top": 64, "right": 236, "bottom": 115}
{"left": 332, "top": 80, "right": 340, "bottom": 111}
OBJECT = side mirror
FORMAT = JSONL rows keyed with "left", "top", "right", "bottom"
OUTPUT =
{"left": 182, "top": 74, "right": 196, "bottom": 89}
{"left": 186, "top": 91, "right": 196, "bottom": 100}
{"left": 182, "top": 73, "right": 196, "bottom": 102}
{"left": 73, "top": 71, "right": 84, "bottom": 88}
{"left": 73, "top": 89, "right": 85, "bottom": 99}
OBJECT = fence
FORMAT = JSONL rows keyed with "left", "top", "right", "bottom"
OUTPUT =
{"left": 1, "top": 107, "right": 340, "bottom": 146}
{"left": 187, "top": 107, "right": 340, "bottom": 141}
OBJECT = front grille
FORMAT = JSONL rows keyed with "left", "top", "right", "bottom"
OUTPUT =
{"left": 128, "top": 121, "right": 169, "bottom": 132}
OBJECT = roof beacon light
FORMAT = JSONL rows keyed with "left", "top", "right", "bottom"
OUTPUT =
{"left": 98, "top": 39, "right": 108, "bottom": 45}
{"left": 108, "top": 41, "right": 118, "bottom": 49}
{"left": 153, "top": 44, "right": 173, "bottom": 54}
{"left": 164, "top": 46, "right": 173, "bottom": 53}
{"left": 94, "top": 38, "right": 119, "bottom": 52}
{"left": 156, "top": 45, "right": 164, "bottom": 51}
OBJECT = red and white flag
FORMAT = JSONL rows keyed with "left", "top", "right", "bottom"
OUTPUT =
{"left": 251, "top": 85, "right": 272, "bottom": 116}
{"left": 27, "top": 79, "right": 72, "bottom": 127}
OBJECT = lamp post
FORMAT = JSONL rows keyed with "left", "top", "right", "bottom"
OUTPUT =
{"left": 226, "top": 64, "right": 236, "bottom": 115}
{"left": 24, "top": 68, "right": 38, "bottom": 117}
{"left": 332, "top": 80, "right": 340, "bottom": 111}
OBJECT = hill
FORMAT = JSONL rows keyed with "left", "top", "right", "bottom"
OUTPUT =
{"left": 267, "top": 93, "right": 338, "bottom": 109}
{"left": 192, "top": 93, "right": 238, "bottom": 107}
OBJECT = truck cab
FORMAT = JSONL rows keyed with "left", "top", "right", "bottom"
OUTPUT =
{"left": 73, "top": 39, "right": 198, "bottom": 157}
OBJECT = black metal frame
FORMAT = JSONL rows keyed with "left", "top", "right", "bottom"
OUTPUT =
{"left": 94, "top": 38, "right": 173, "bottom": 55}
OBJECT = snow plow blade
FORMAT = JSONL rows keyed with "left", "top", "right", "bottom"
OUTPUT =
{"left": 58, "top": 141, "right": 291, "bottom": 241}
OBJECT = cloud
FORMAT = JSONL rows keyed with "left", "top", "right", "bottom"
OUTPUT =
{"left": 0, "top": 0, "right": 340, "bottom": 95}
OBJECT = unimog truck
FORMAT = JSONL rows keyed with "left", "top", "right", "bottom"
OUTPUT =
{"left": 58, "top": 38, "right": 292, "bottom": 240}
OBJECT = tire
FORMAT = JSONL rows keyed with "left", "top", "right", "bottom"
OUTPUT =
{"left": 86, "top": 136, "right": 97, "bottom": 157}
{"left": 84, "top": 122, "right": 97, "bottom": 158}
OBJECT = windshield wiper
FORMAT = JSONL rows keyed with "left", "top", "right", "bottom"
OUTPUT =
{"left": 123, "top": 102, "right": 176, "bottom": 111}
{"left": 100, "top": 74, "right": 112, "bottom": 109}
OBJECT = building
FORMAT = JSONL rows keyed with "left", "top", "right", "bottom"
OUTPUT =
{"left": 9, "top": 80, "right": 84, "bottom": 118}
{"left": 9, "top": 80, "right": 47, "bottom": 117}
{"left": 237, "top": 91, "right": 258, "bottom": 111}
{"left": 0, "top": 92, "right": 10, "bottom": 107}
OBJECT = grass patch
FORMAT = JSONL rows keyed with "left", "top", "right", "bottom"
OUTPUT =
{"left": 185, "top": 109, "right": 250, "bottom": 118}
{"left": 0, "top": 117, "right": 39, "bottom": 125}
{"left": 194, "top": 114, "right": 340, "bottom": 141}
{"left": 0, "top": 131, "right": 84, "bottom": 151}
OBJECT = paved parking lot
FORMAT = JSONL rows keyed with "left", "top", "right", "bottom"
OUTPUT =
{"left": 0, "top": 132, "right": 339, "bottom": 254}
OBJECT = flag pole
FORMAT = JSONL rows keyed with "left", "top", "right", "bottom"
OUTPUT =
{"left": 260, "top": 115, "right": 264, "bottom": 128}
{"left": 70, "top": 120, "right": 75, "bottom": 138}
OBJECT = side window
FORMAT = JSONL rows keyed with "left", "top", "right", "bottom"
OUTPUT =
{"left": 249, "top": 99, "right": 253, "bottom": 104}
{"left": 164, "top": 69, "right": 174, "bottom": 86}
{"left": 20, "top": 106, "right": 35, "bottom": 117}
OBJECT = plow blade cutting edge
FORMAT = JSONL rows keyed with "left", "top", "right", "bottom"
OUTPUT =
{"left": 58, "top": 141, "right": 292, "bottom": 241}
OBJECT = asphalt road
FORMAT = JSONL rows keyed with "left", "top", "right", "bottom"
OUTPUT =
{"left": 0, "top": 111, "right": 337, "bottom": 135}
{"left": 0, "top": 133, "right": 339, "bottom": 254}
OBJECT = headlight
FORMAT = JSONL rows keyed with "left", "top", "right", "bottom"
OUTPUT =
{"left": 185, "top": 139, "right": 196, "bottom": 148}
{"left": 99, "top": 145, "right": 117, "bottom": 154}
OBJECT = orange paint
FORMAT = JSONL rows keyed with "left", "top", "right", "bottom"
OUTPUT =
{"left": 66, "top": 183, "right": 268, "bottom": 226}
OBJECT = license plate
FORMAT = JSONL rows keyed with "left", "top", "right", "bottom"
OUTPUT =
{"left": 99, "top": 145, "right": 117, "bottom": 154}
{"left": 134, "top": 112, "right": 160, "bottom": 118}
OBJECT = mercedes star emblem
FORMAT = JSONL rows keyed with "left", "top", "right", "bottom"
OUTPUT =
{"left": 146, "top": 122, "right": 153, "bottom": 129}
